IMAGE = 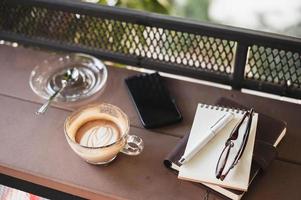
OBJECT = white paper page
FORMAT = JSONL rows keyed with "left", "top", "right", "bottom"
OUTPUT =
{"left": 178, "top": 104, "right": 258, "bottom": 191}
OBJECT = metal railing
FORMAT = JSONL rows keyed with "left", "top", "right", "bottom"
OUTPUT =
{"left": 0, "top": 0, "right": 300, "bottom": 99}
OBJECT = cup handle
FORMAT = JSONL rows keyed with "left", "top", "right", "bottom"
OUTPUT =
{"left": 120, "top": 135, "right": 144, "bottom": 156}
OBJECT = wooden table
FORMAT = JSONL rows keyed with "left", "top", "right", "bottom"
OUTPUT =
{"left": 0, "top": 44, "right": 301, "bottom": 200}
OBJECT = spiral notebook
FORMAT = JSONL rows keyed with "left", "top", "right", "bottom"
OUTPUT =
{"left": 178, "top": 103, "right": 258, "bottom": 191}
{"left": 164, "top": 98, "right": 286, "bottom": 200}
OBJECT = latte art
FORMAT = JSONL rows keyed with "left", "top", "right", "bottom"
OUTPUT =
{"left": 75, "top": 120, "right": 121, "bottom": 147}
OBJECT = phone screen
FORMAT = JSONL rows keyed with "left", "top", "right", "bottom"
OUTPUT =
{"left": 125, "top": 73, "right": 182, "bottom": 128}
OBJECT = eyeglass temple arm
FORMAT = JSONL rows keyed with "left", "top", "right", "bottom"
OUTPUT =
{"left": 236, "top": 108, "right": 254, "bottom": 161}
{"left": 226, "top": 110, "right": 249, "bottom": 142}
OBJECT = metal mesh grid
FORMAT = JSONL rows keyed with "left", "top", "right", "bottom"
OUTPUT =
{"left": 246, "top": 45, "right": 301, "bottom": 89}
{"left": 0, "top": 3, "right": 236, "bottom": 76}
{"left": 0, "top": 1, "right": 300, "bottom": 98}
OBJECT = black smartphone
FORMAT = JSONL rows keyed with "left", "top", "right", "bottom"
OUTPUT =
{"left": 125, "top": 72, "right": 182, "bottom": 129}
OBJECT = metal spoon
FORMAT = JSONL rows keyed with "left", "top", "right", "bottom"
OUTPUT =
{"left": 35, "top": 68, "right": 80, "bottom": 115}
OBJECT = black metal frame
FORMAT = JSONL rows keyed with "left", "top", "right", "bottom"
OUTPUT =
{"left": 1, "top": 0, "right": 300, "bottom": 98}
{"left": 0, "top": 0, "right": 300, "bottom": 198}
{"left": 0, "top": 173, "right": 85, "bottom": 200}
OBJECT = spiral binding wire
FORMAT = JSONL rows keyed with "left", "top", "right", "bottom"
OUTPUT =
{"left": 199, "top": 103, "right": 246, "bottom": 114}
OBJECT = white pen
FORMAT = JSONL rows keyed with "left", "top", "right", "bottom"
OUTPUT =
{"left": 179, "top": 112, "right": 234, "bottom": 165}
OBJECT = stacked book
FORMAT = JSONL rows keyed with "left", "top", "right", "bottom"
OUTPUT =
{"left": 164, "top": 98, "right": 286, "bottom": 200}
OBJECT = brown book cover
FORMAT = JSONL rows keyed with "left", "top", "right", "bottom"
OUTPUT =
{"left": 164, "top": 98, "right": 286, "bottom": 200}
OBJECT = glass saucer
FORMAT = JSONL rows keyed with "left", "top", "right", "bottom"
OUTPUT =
{"left": 30, "top": 53, "right": 108, "bottom": 102}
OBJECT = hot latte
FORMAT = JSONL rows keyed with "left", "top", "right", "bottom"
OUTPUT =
{"left": 64, "top": 103, "right": 142, "bottom": 165}
{"left": 75, "top": 119, "right": 121, "bottom": 147}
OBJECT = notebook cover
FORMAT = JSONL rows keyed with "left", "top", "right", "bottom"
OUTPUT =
{"left": 163, "top": 98, "right": 286, "bottom": 199}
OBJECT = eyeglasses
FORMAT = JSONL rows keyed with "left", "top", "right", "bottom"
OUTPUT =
{"left": 215, "top": 108, "right": 254, "bottom": 181}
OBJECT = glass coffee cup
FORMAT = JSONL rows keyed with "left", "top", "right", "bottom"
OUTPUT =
{"left": 64, "top": 103, "right": 144, "bottom": 165}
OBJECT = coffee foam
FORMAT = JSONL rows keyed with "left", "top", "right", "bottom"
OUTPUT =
{"left": 75, "top": 120, "right": 120, "bottom": 147}
{"left": 66, "top": 110, "right": 125, "bottom": 147}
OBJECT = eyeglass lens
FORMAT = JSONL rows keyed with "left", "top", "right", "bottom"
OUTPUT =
{"left": 215, "top": 109, "right": 253, "bottom": 181}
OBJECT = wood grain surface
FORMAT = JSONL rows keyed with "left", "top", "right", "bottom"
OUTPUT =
{"left": 0, "top": 44, "right": 300, "bottom": 199}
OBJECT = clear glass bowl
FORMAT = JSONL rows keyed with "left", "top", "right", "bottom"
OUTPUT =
{"left": 29, "top": 53, "right": 108, "bottom": 102}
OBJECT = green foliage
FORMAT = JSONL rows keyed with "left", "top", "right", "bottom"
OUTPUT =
{"left": 98, "top": 0, "right": 171, "bottom": 14}
{"left": 171, "top": 0, "right": 209, "bottom": 21}
{"left": 97, "top": 0, "right": 210, "bottom": 22}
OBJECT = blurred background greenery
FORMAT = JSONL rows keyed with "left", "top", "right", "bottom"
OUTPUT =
{"left": 94, "top": 0, "right": 301, "bottom": 38}
{"left": 97, "top": 0, "right": 210, "bottom": 22}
